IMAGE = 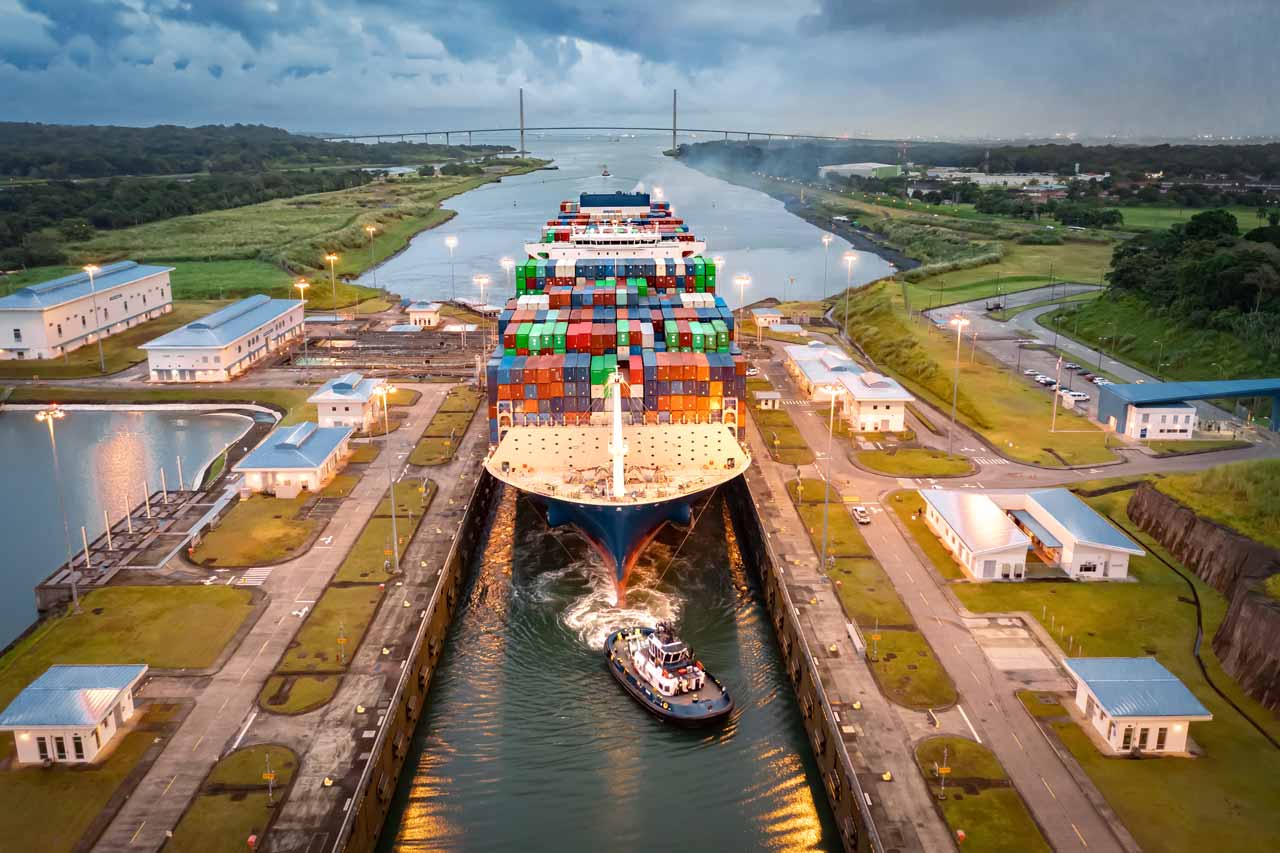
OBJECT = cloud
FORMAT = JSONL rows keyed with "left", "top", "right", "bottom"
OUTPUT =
{"left": 0, "top": 0, "right": 1277, "bottom": 138}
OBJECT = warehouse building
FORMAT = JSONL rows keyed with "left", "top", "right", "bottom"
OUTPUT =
{"left": 233, "top": 421, "right": 353, "bottom": 499}
{"left": 750, "top": 307, "right": 783, "bottom": 328}
{"left": 1096, "top": 379, "right": 1280, "bottom": 439}
{"left": 919, "top": 488, "right": 1143, "bottom": 581}
{"left": 407, "top": 301, "right": 442, "bottom": 328}
{"left": 141, "top": 294, "right": 304, "bottom": 382}
{"left": 308, "top": 372, "right": 385, "bottom": 431}
{"left": 0, "top": 664, "right": 148, "bottom": 764}
{"left": 0, "top": 261, "right": 172, "bottom": 361}
{"left": 818, "top": 162, "right": 902, "bottom": 180}
{"left": 919, "top": 490, "right": 1031, "bottom": 580}
{"left": 1064, "top": 657, "right": 1212, "bottom": 755}
{"left": 784, "top": 343, "right": 914, "bottom": 432}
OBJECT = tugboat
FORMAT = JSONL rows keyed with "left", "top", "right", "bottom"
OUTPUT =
{"left": 600, "top": 164, "right": 611, "bottom": 177}
{"left": 604, "top": 623, "right": 733, "bottom": 725}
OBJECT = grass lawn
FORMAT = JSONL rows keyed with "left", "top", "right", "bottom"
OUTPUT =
{"left": 1156, "top": 459, "right": 1280, "bottom": 549}
{"left": 1145, "top": 439, "right": 1250, "bottom": 456}
{"left": 856, "top": 448, "right": 974, "bottom": 477}
{"left": 904, "top": 240, "right": 1112, "bottom": 311}
{"left": 277, "top": 584, "right": 385, "bottom": 673}
{"left": 838, "top": 282, "right": 1118, "bottom": 467}
{"left": 168, "top": 745, "right": 297, "bottom": 853}
{"left": 192, "top": 493, "right": 316, "bottom": 567}
{"left": 387, "top": 387, "right": 421, "bottom": 407}
{"left": 955, "top": 486, "right": 1280, "bottom": 852}
{"left": 5, "top": 385, "right": 316, "bottom": 424}
{"left": 886, "top": 490, "right": 968, "bottom": 581}
{"left": 0, "top": 587, "right": 253, "bottom": 710}
{"left": 423, "top": 410, "right": 474, "bottom": 437}
{"left": 748, "top": 378, "right": 815, "bottom": 465}
{"left": 334, "top": 481, "right": 436, "bottom": 584}
{"left": 1039, "top": 292, "right": 1280, "bottom": 379}
{"left": 348, "top": 443, "right": 381, "bottom": 464}
{"left": 868, "top": 629, "right": 958, "bottom": 710}
{"left": 408, "top": 435, "right": 456, "bottom": 466}
{"left": 0, "top": 728, "right": 154, "bottom": 851}
{"left": 1114, "top": 205, "right": 1263, "bottom": 231}
{"left": 1017, "top": 689, "right": 1069, "bottom": 719}
{"left": 408, "top": 386, "right": 480, "bottom": 466}
{"left": 0, "top": 300, "right": 222, "bottom": 379}
{"left": 438, "top": 384, "right": 483, "bottom": 412}
{"left": 320, "top": 473, "right": 359, "bottom": 498}
{"left": 787, "top": 479, "right": 955, "bottom": 708}
{"left": 259, "top": 674, "right": 340, "bottom": 715}
{"left": 914, "top": 736, "right": 1050, "bottom": 853}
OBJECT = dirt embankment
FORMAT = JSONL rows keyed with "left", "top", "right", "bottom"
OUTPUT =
{"left": 1127, "top": 482, "right": 1280, "bottom": 712}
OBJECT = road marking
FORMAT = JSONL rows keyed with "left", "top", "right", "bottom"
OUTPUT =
{"left": 969, "top": 668, "right": 981, "bottom": 684}
{"left": 957, "top": 704, "right": 982, "bottom": 743}
{"left": 230, "top": 709, "right": 258, "bottom": 753}
{"left": 236, "top": 567, "right": 273, "bottom": 586}
{"left": 1041, "top": 776, "right": 1057, "bottom": 800}
{"left": 161, "top": 774, "right": 178, "bottom": 796}
{"left": 1010, "top": 730, "right": 1024, "bottom": 751}
{"left": 1072, "top": 823, "right": 1089, "bottom": 848}
{"left": 918, "top": 592, "right": 929, "bottom": 607}
{"left": 129, "top": 821, "right": 147, "bottom": 845}
{"left": 191, "top": 735, "right": 203, "bottom": 752}
{"left": 973, "top": 456, "right": 1009, "bottom": 466}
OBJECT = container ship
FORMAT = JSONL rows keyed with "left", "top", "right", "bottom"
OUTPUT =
{"left": 484, "top": 192, "right": 751, "bottom": 601}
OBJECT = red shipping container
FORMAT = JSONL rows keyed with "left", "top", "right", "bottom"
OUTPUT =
{"left": 629, "top": 320, "right": 641, "bottom": 346}
{"left": 656, "top": 354, "right": 670, "bottom": 381}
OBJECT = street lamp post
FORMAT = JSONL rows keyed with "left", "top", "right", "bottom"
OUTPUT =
{"left": 820, "top": 385, "right": 839, "bottom": 575}
{"left": 83, "top": 264, "right": 106, "bottom": 374}
{"left": 324, "top": 253, "right": 340, "bottom": 315}
{"left": 821, "top": 234, "right": 833, "bottom": 299}
{"left": 361, "top": 225, "right": 377, "bottom": 318}
{"left": 36, "top": 405, "right": 79, "bottom": 612}
{"left": 948, "top": 315, "right": 970, "bottom": 456}
{"left": 842, "top": 250, "right": 857, "bottom": 339}
{"left": 374, "top": 385, "right": 401, "bottom": 578}
{"left": 445, "top": 235, "right": 459, "bottom": 300}
{"left": 1153, "top": 339, "right": 1165, "bottom": 377}
{"left": 294, "top": 280, "right": 310, "bottom": 383}
{"left": 473, "top": 274, "right": 492, "bottom": 348}
{"left": 733, "top": 273, "right": 751, "bottom": 342}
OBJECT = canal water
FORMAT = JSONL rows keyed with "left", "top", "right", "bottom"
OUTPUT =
{"left": 0, "top": 408, "right": 250, "bottom": 647}
{"left": 360, "top": 133, "right": 893, "bottom": 307}
{"left": 375, "top": 135, "right": 851, "bottom": 851}
{"left": 381, "top": 489, "right": 838, "bottom": 852}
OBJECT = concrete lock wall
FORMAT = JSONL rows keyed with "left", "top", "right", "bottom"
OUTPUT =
{"left": 723, "top": 476, "right": 869, "bottom": 853}
{"left": 333, "top": 469, "right": 501, "bottom": 853}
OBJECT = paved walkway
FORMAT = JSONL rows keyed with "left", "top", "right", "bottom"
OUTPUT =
{"left": 93, "top": 384, "right": 449, "bottom": 852}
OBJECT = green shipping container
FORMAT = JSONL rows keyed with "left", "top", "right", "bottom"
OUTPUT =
{"left": 703, "top": 259, "right": 716, "bottom": 278}
{"left": 554, "top": 322, "right": 568, "bottom": 352}
{"left": 691, "top": 324, "right": 704, "bottom": 352}
{"left": 637, "top": 280, "right": 648, "bottom": 297}
{"left": 591, "top": 355, "right": 606, "bottom": 386}
{"left": 516, "top": 322, "right": 531, "bottom": 351}
{"left": 713, "top": 320, "right": 729, "bottom": 350}
{"left": 528, "top": 324, "right": 542, "bottom": 353}
{"left": 616, "top": 319, "right": 628, "bottom": 347}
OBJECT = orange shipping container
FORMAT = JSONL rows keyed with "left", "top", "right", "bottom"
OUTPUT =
{"left": 709, "top": 381, "right": 723, "bottom": 397}
{"left": 657, "top": 396, "right": 670, "bottom": 411}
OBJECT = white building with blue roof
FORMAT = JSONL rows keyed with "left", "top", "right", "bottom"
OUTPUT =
{"left": 784, "top": 342, "right": 914, "bottom": 432}
{"left": 233, "top": 421, "right": 353, "bottom": 498}
{"left": 750, "top": 307, "right": 783, "bottom": 328}
{"left": 0, "top": 664, "right": 148, "bottom": 764}
{"left": 919, "top": 489, "right": 1032, "bottom": 580}
{"left": 308, "top": 372, "right": 385, "bottom": 431}
{"left": 140, "top": 293, "right": 303, "bottom": 382}
{"left": 0, "top": 261, "right": 172, "bottom": 361}
{"left": 407, "top": 301, "right": 442, "bottom": 328}
{"left": 1063, "top": 657, "right": 1211, "bottom": 754}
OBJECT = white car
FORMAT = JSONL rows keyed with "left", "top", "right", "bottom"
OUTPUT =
{"left": 745, "top": 367, "right": 760, "bottom": 377}
{"left": 852, "top": 506, "right": 872, "bottom": 525}
{"left": 1023, "top": 368, "right": 1038, "bottom": 376}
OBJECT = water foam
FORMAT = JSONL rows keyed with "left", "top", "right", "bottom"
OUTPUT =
{"left": 531, "top": 556, "right": 681, "bottom": 650}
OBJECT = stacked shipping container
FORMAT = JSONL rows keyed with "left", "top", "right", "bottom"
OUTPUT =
{"left": 486, "top": 198, "right": 745, "bottom": 447}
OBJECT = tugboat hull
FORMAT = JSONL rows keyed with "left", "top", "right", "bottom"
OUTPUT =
{"left": 604, "top": 628, "right": 733, "bottom": 726}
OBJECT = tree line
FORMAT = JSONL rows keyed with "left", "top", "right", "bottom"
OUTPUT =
{"left": 0, "top": 169, "right": 375, "bottom": 268}
{"left": 0, "top": 122, "right": 511, "bottom": 179}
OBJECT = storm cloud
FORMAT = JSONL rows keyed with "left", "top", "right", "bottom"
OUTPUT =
{"left": 0, "top": 0, "right": 1277, "bottom": 138}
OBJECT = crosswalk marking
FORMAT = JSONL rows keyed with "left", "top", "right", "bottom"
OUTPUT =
{"left": 781, "top": 399, "right": 807, "bottom": 406}
{"left": 236, "top": 568, "right": 273, "bottom": 586}
{"left": 973, "top": 456, "right": 1009, "bottom": 466}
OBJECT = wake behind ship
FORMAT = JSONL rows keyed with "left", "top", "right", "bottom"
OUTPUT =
{"left": 484, "top": 191, "right": 751, "bottom": 600}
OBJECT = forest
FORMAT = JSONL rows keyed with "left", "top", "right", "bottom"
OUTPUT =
{"left": 0, "top": 169, "right": 375, "bottom": 267}
{"left": 0, "top": 122, "right": 509, "bottom": 179}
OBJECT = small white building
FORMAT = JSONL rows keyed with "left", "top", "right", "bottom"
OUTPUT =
{"left": 407, "top": 301, "right": 442, "bottom": 329}
{"left": 1063, "top": 657, "right": 1212, "bottom": 755}
{"left": 308, "top": 372, "right": 385, "bottom": 431}
{"left": 0, "top": 261, "right": 172, "bottom": 361}
{"left": 141, "top": 294, "right": 304, "bottom": 382}
{"left": 233, "top": 421, "right": 353, "bottom": 499}
{"left": 0, "top": 664, "right": 147, "bottom": 764}
{"left": 1123, "top": 401, "right": 1198, "bottom": 441}
{"left": 783, "top": 342, "right": 858, "bottom": 398}
{"left": 751, "top": 308, "right": 783, "bottom": 328}
{"left": 753, "top": 390, "right": 782, "bottom": 410}
{"left": 990, "top": 489, "right": 1144, "bottom": 579}
{"left": 838, "top": 371, "right": 913, "bottom": 433}
{"left": 919, "top": 489, "right": 1031, "bottom": 580}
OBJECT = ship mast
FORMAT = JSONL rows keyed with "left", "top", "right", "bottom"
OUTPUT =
{"left": 607, "top": 370, "right": 628, "bottom": 498}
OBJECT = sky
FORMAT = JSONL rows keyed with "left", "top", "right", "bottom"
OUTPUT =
{"left": 1, "top": 0, "right": 1278, "bottom": 139}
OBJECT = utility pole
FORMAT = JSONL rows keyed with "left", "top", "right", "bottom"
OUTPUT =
{"left": 518, "top": 88, "right": 526, "bottom": 157}
{"left": 672, "top": 89, "right": 678, "bottom": 153}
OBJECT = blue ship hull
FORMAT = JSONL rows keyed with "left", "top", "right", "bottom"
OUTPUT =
{"left": 541, "top": 492, "right": 703, "bottom": 590}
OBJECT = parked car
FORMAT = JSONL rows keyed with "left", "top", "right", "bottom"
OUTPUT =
{"left": 1060, "top": 389, "right": 1090, "bottom": 401}
{"left": 745, "top": 367, "right": 760, "bottom": 377}
{"left": 1064, "top": 362, "right": 1081, "bottom": 370}
{"left": 852, "top": 506, "right": 872, "bottom": 525}
{"left": 1023, "top": 368, "right": 1039, "bottom": 375}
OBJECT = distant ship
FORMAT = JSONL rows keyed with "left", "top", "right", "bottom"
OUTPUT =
{"left": 601, "top": 164, "right": 611, "bottom": 177}
{"left": 484, "top": 192, "right": 750, "bottom": 601}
